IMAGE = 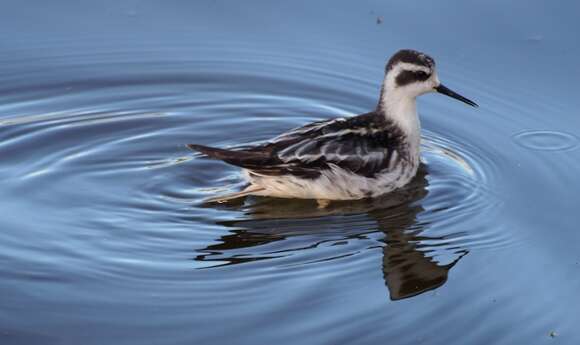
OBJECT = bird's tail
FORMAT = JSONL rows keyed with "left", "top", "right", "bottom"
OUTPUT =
{"left": 187, "top": 144, "right": 267, "bottom": 202}
{"left": 186, "top": 144, "right": 268, "bottom": 168}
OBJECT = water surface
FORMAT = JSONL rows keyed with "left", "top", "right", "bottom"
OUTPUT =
{"left": 1, "top": 1, "right": 580, "bottom": 344}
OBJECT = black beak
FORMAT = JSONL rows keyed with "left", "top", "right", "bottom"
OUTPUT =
{"left": 435, "top": 84, "right": 478, "bottom": 107}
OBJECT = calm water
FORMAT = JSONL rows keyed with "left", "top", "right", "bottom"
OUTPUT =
{"left": 1, "top": 1, "right": 580, "bottom": 344}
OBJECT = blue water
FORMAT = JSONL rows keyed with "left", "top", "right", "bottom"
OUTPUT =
{"left": 1, "top": 1, "right": 580, "bottom": 344}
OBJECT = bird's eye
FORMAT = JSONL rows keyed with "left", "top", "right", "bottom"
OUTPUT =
{"left": 416, "top": 71, "right": 429, "bottom": 79}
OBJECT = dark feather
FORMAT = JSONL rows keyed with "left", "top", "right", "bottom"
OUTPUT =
{"left": 188, "top": 111, "right": 407, "bottom": 179}
{"left": 187, "top": 144, "right": 274, "bottom": 167}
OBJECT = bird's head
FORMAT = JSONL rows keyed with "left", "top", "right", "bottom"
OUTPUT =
{"left": 382, "top": 49, "right": 477, "bottom": 107}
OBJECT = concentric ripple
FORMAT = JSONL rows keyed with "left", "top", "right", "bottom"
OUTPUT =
{"left": 3, "top": 32, "right": 576, "bottom": 345}
{"left": 513, "top": 130, "right": 579, "bottom": 151}
{"left": 420, "top": 131, "right": 511, "bottom": 251}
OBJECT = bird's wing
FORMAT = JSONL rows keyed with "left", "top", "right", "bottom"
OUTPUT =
{"left": 188, "top": 112, "right": 403, "bottom": 179}
{"left": 247, "top": 113, "right": 404, "bottom": 178}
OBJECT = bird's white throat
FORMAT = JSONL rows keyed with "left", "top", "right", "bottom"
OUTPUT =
{"left": 379, "top": 84, "right": 422, "bottom": 151}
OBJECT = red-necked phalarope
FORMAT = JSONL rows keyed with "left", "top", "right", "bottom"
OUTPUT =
{"left": 188, "top": 49, "right": 478, "bottom": 202}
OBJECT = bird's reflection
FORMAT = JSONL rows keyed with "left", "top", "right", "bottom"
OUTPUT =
{"left": 195, "top": 165, "right": 467, "bottom": 300}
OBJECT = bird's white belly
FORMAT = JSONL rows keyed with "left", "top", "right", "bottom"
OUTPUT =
{"left": 244, "top": 163, "right": 418, "bottom": 200}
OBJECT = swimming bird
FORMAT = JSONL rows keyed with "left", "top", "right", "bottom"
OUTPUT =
{"left": 188, "top": 49, "right": 477, "bottom": 202}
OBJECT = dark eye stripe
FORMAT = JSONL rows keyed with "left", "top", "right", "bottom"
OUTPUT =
{"left": 395, "top": 70, "right": 431, "bottom": 86}
{"left": 415, "top": 71, "right": 430, "bottom": 79}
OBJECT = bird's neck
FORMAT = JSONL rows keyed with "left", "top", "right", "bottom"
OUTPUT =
{"left": 377, "top": 86, "right": 422, "bottom": 154}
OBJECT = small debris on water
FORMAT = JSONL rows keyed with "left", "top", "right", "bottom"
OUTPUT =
{"left": 376, "top": 16, "right": 383, "bottom": 24}
{"left": 549, "top": 331, "right": 558, "bottom": 338}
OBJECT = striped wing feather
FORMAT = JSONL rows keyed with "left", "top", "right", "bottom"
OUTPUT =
{"left": 189, "top": 112, "right": 403, "bottom": 179}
